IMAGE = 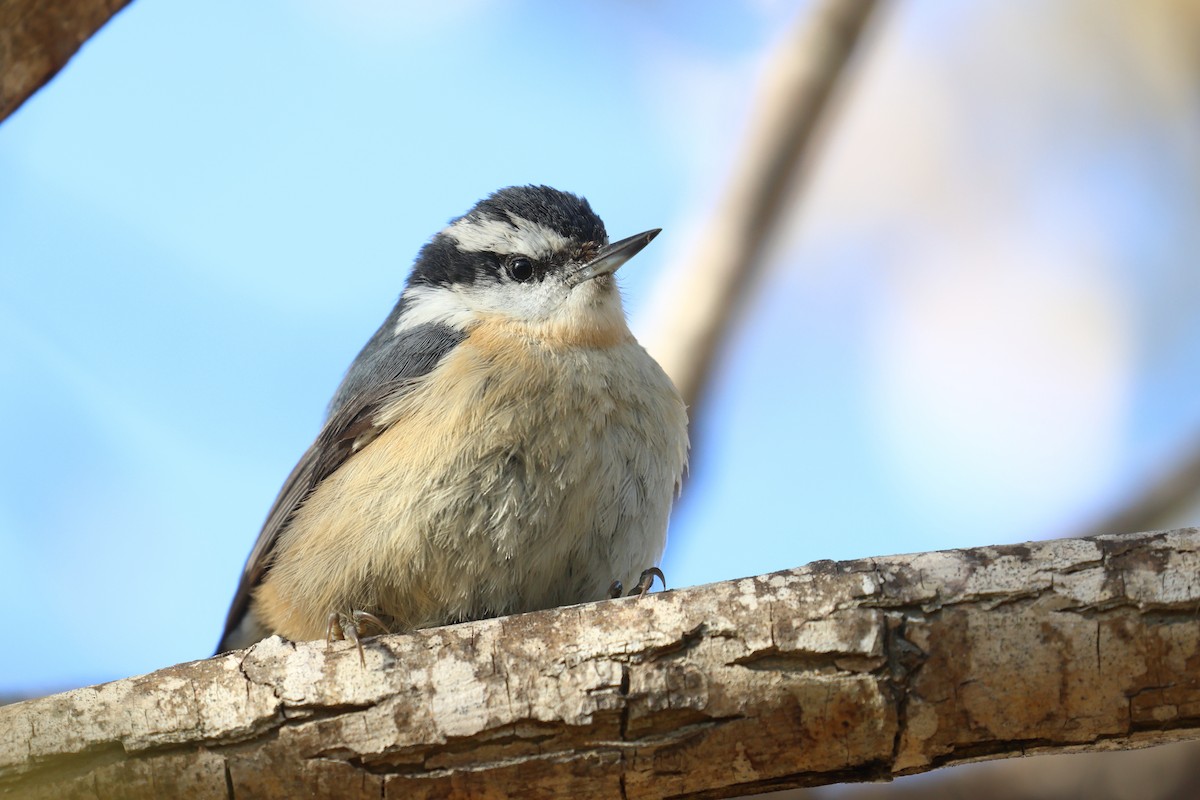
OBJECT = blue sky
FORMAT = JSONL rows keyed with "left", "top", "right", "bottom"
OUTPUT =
{"left": 3, "top": 1, "right": 1198, "bottom": 696}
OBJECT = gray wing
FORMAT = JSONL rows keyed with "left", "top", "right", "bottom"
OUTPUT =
{"left": 216, "top": 316, "right": 466, "bottom": 653}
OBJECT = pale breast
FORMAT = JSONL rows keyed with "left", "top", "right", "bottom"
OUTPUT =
{"left": 255, "top": 324, "right": 688, "bottom": 641}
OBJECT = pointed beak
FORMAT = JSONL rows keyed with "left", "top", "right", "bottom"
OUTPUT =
{"left": 567, "top": 228, "right": 661, "bottom": 288}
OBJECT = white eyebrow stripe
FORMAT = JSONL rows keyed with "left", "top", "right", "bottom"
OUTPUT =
{"left": 444, "top": 213, "right": 572, "bottom": 259}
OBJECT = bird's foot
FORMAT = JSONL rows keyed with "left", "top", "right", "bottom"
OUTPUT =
{"left": 629, "top": 567, "right": 666, "bottom": 596}
{"left": 325, "top": 610, "right": 389, "bottom": 666}
{"left": 608, "top": 567, "right": 666, "bottom": 599}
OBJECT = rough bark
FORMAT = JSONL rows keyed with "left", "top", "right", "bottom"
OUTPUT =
{"left": 0, "top": 0, "right": 132, "bottom": 123}
{"left": 2, "top": 529, "right": 1198, "bottom": 799}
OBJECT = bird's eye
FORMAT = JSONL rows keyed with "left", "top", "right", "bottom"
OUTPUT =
{"left": 506, "top": 256, "right": 535, "bottom": 282}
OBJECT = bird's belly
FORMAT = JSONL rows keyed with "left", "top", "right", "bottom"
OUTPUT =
{"left": 254, "top": 338, "right": 687, "bottom": 641}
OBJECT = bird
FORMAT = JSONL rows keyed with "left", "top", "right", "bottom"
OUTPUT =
{"left": 216, "top": 185, "right": 689, "bottom": 660}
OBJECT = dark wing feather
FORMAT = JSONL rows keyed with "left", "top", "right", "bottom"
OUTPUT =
{"left": 216, "top": 319, "right": 465, "bottom": 652}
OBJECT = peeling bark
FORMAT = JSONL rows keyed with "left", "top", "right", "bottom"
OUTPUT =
{"left": 0, "top": 0, "right": 132, "bottom": 123}
{"left": 2, "top": 529, "right": 1198, "bottom": 799}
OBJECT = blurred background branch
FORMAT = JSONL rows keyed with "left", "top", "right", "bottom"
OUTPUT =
{"left": 0, "top": 0, "right": 131, "bottom": 122}
{"left": 644, "top": 0, "right": 881, "bottom": 421}
{"left": 1075, "top": 431, "right": 1200, "bottom": 539}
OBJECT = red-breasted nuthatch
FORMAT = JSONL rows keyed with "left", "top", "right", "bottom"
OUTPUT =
{"left": 217, "top": 185, "right": 689, "bottom": 658}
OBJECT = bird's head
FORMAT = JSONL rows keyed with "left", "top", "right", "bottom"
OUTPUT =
{"left": 396, "top": 185, "right": 659, "bottom": 345}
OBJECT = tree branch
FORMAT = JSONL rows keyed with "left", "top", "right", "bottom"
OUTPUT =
{"left": 0, "top": 0, "right": 132, "bottom": 123}
{"left": 1075, "top": 432, "right": 1200, "bottom": 540}
{"left": 3, "top": 528, "right": 1197, "bottom": 798}
{"left": 643, "top": 0, "right": 881, "bottom": 417}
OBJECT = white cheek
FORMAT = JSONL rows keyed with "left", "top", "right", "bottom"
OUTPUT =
{"left": 395, "top": 269, "right": 629, "bottom": 337}
{"left": 393, "top": 286, "right": 477, "bottom": 333}
{"left": 463, "top": 279, "right": 570, "bottom": 322}
{"left": 394, "top": 280, "right": 574, "bottom": 332}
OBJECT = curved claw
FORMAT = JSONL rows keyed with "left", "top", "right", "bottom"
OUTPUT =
{"left": 351, "top": 610, "right": 389, "bottom": 636}
{"left": 325, "top": 610, "right": 390, "bottom": 667}
{"left": 606, "top": 568, "right": 667, "bottom": 601}
{"left": 628, "top": 567, "right": 666, "bottom": 597}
